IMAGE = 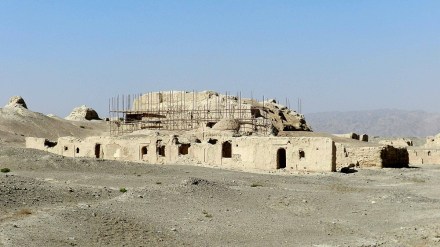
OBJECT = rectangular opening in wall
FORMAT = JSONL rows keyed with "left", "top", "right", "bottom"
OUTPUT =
{"left": 95, "top": 144, "right": 101, "bottom": 158}
{"left": 179, "top": 144, "right": 191, "bottom": 155}
{"left": 299, "top": 150, "right": 305, "bottom": 159}
{"left": 141, "top": 146, "right": 148, "bottom": 160}
{"left": 157, "top": 146, "right": 166, "bottom": 157}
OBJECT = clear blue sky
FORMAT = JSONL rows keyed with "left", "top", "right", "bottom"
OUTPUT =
{"left": 0, "top": 0, "right": 439, "bottom": 117}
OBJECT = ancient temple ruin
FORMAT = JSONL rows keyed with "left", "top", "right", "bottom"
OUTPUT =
{"left": 26, "top": 91, "right": 409, "bottom": 173}
{"left": 108, "top": 91, "right": 310, "bottom": 136}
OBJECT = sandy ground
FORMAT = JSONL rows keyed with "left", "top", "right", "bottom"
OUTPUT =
{"left": 1, "top": 145, "right": 440, "bottom": 247}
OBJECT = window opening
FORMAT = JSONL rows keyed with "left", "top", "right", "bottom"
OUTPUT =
{"left": 179, "top": 144, "right": 191, "bottom": 155}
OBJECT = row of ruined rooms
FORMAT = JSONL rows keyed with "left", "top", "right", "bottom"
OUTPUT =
{"left": 31, "top": 129, "right": 440, "bottom": 172}
{"left": 44, "top": 138, "right": 310, "bottom": 170}
{"left": 28, "top": 135, "right": 334, "bottom": 172}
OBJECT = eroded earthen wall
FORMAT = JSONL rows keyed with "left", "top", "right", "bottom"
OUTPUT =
{"left": 335, "top": 143, "right": 409, "bottom": 169}
{"left": 335, "top": 144, "right": 383, "bottom": 169}
{"left": 25, "top": 134, "right": 336, "bottom": 173}
{"left": 408, "top": 148, "right": 440, "bottom": 165}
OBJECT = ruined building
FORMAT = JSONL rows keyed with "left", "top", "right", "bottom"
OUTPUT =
{"left": 26, "top": 91, "right": 409, "bottom": 173}
{"left": 108, "top": 91, "right": 310, "bottom": 136}
{"left": 408, "top": 134, "right": 440, "bottom": 165}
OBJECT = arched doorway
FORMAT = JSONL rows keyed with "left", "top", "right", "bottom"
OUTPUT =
{"left": 222, "top": 141, "right": 232, "bottom": 158}
{"left": 277, "top": 148, "right": 286, "bottom": 169}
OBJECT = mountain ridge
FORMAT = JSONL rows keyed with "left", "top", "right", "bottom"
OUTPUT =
{"left": 305, "top": 109, "right": 440, "bottom": 137}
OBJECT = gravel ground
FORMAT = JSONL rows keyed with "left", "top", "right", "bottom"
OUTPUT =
{"left": 1, "top": 145, "right": 440, "bottom": 247}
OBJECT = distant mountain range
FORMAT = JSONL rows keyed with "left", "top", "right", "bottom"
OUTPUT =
{"left": 305, "top": 109, "right": 440, "bottom": 137}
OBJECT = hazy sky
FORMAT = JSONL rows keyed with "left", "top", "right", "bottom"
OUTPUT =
{"left": 1, "top": 0, "right": 439, "bottom": 117}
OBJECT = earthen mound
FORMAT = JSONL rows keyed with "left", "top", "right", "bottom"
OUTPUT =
{"left": 130, "top": 91, "right": 312, "bottom": 135}
{"left": 66, "top": 105, "right": 101, "bottom": 121}
{"left": 0, "top": 98, "right": 107, "bottom": 146}
{"left": 5, "top": 96, "right": 27, "bottom": 109}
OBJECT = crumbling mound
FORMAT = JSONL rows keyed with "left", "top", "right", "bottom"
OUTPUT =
{"left": 65, "top": 105, "right": 101, "bottom": 121}
{"left": 130, "top": 91, "right": 312, "bottom": 135}
{"left": 260, "top": 99, "right": 311, "bottom": 133}
{"left": 5, "top": 96, "right": 27, "bottom": 109}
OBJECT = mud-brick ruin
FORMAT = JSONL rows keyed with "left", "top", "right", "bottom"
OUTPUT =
{"left": 26, "top": 91, "right": 409, "bottom": 173}
{"left": 407, "top": 134, "right": 440, "bottom": 165}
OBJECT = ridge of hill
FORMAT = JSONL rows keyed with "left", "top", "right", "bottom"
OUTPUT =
{"left": 0, "top": 106, "right": 107, "bottom": 146}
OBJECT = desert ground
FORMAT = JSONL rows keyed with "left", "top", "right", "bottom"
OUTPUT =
{"left": 1, "top": 144, "right": 440, "bottom": 247}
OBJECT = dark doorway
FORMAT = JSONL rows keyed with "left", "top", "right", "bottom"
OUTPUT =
{"left": 222, "top": 142, "right": 232, "bottom": 158}
{"left": 141, "top": 146, "right": 148, "bottom": 159}
{"left": 179, "top": 144, "right": 191, "bottom": 155}
{"left": 95, "top": 144, "right": 101, "bottom": 158}
{"left": 157, "top": 146, "right": 166, "bottom": 157}
{"left": 277, "top": 148, "right": 286, "bottom": 169}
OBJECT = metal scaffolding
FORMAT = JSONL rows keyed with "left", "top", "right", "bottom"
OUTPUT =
{"left": 109, "top": 91, "right": 271, "bottom": 136}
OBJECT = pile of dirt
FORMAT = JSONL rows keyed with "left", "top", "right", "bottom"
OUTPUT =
{"left": 65, "top": 105, "right": 101, "bottom": 121}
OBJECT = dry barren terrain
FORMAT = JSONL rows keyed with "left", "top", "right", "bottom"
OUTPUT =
{"left": 1, "top": 145, "right": 440, "bottom": 246}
